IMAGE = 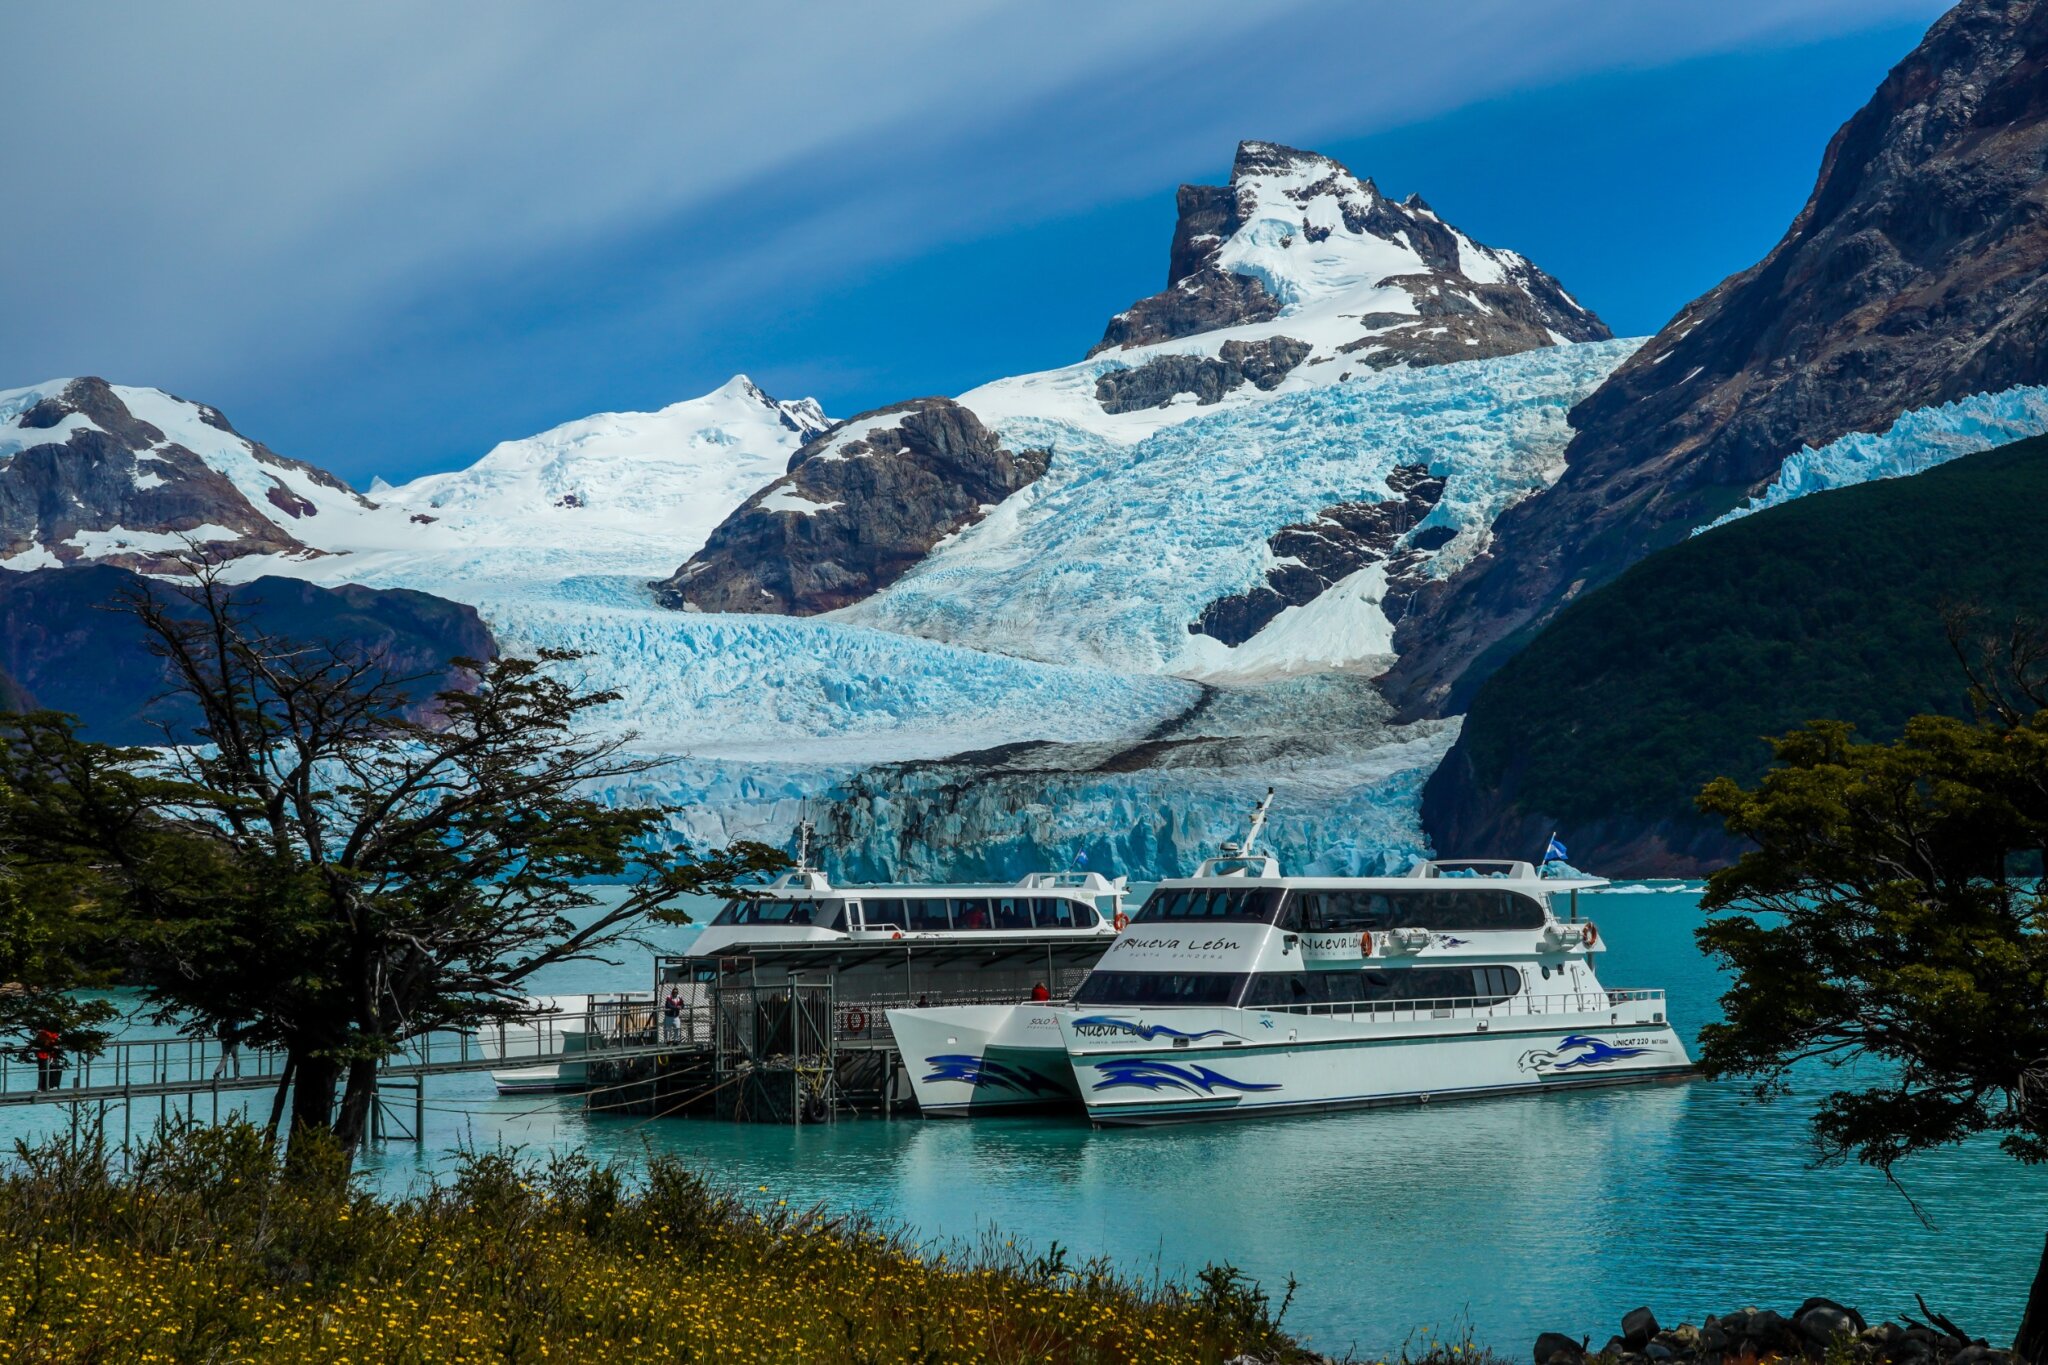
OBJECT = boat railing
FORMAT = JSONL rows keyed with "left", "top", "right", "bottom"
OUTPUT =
{"left": 843, "top": 922, "right": 1111, "bottom": 941}
{"left": 1262, "top": 987, "right": 1666, "bottom": 1024}
{"left": 832, "top": 986, "right": 1073, "bottom": 1043}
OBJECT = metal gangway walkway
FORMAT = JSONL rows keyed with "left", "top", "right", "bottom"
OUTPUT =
{"left": 0, "top": 994, "right": 670, "bottom": 1113}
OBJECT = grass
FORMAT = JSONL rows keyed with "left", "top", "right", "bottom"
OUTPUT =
{"left": 0, "top": 1117, "right": 1319, "bottom": 1364}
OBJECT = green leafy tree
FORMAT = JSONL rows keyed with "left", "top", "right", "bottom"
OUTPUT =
{"left": 0, "top": 565, "right": 783, "bottom": 1156}
{"left": 0, "top": 797, "right": 118, "bottom": 1080}
{"left": 1696, "top": 617, "right": 2048, "bottom": 1361}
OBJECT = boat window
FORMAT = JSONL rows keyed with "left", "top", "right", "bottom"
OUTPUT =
{"left": 1283, "top": 889, "right": 1544, "bottom": 933}
{"left": 1243, "top": 965, "right": 1524, "bottom": 1008}
{"left": 1132, "top": 886, "right": 1287, "bottom": 924}
{"left": 1071, "top": 971, "right": 1249, "bottom": 1006}
{"left": 1033, "top": 898, "right": 1080, "bottom": 930}
{"left": 1475, "top": 965, "right": 1523, "bottom": 999}
{"left": 989, "top": 897, "right": 1030, "bottom": 931}
{"left": 903, "top": 898, "right": 952, "bottom": 933}
{"left": 937, "top": 898, "right": 985, "bottom": 931}
{"left": 709, "top": 898, "right": 845, "bottom": 930}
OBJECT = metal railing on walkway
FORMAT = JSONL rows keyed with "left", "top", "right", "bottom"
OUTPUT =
{"left": 0, "top": 995, "right": 670, "bottom": 1108}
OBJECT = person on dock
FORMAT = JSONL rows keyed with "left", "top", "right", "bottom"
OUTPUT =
{"left": 212, "top": 1022, "right": 243, "bottom": 1080}
{"left": 662, "top": 990, "right": 682, "bottom": 1043}
{"left": 32, "top": 1029, "right": 62, "bottom": 1091}
{"left": 1030, "top": 981, "right": 1051, "bottom": 1002}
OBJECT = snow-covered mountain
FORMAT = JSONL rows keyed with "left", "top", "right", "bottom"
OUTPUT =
{"left": 0, "top": 373, "right": 831, "bottom": 584}
{"left": 377, "top": 375, "right": 828, "bottom": 574}
{"left": 0, "top": 144, "right": 1628, "bottom": 878}
{"left": 661, "top": 141, "right": 1615, "bottom": 632}
{"left": 958, "top": 140, "right": 1610, "bottom": 443}
{"left": 0, "top": 377, "right": 380, "bottom": 571}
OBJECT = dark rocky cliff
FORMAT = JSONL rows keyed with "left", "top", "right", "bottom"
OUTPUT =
{"left": 654, "top": 398, "right": 1049, "bottom": 615}
{"left": 0, "top": 564, "right": 496, "bottom": 744}
{"left": 1385, "top": 0, "right": 2048, "bottom": 718}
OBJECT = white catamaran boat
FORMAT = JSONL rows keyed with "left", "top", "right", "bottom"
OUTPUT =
{"left": 888, "top": 795, "right": 1691, "bottom": 1124}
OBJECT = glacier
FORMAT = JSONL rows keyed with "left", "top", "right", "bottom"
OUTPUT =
{"left": 585, "top": 717, "right": 1460, "bottom": 882}
{"left": 1699, "top": 384, "right": 2048, "bottom": 533}
{"left": 846, "top": 339, "right": 1640, "bottom": 676}
{"left": 236, "top": 343, "right": 1637, "bottom": 878}
{"left": 809, "top": 719, "right": 1461, "bottom": 882}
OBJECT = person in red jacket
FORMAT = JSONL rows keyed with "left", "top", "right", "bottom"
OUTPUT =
{"left": 1029, "top": 981, "right": 1051, "bottom": 1002}
{"left": 32, "top": 1029, "right": 62, "bottom": 1091}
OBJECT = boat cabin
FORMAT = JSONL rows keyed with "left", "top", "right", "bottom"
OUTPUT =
{"left": 1068, "top": 856, "right": 1612, "bottom": 1015}
{"left": 662, "top": 868, "right": 1127, "bottom": 1015}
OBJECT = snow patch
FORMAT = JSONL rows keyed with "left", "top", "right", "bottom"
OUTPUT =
{"left": 1187, "top": 563, "right": 1394, "bottom": 682}
{"left": 64, "top": 523, "right": 246, "bottom": 557}
{"left": 757, "top": 485, "right": 842, "bottom": 516}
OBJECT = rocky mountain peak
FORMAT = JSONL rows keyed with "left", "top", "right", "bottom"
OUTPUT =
{"left": 718, "top": 374, "right": 831, "bottom": 439}
{"left": 656, "top": 397, "right": 1051, "bottom": 616}
{"left": 0, "top": 377, "right": 371, "bottom": 573}
{"left": 1091, "top": 140, "right": 1610, "bottom": 375}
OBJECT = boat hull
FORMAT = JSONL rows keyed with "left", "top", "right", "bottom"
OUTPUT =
{"left": 1060, "top": 1004, "right": 1691, "bottom": 1126}
{"left": 887, "top": 1004, "right": 1081, "bottom": 1116}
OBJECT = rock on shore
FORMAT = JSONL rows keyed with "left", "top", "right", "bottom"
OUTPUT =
{"left": 1538, "top": 1299, "right": 2011, "bottom": 1365}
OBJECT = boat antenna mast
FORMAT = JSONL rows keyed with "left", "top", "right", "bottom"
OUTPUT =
{"left": 1238, "top": 787, "right": 1276, "bottom": 858}
{"left": 792, "top": 815, "right": 815, "bottom": 875}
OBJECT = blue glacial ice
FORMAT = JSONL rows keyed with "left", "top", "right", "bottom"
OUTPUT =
{"left": 476, "top": 588, "right": 1202, "bottom": 762}
{"left": 842, "top": 339, "right": 1639, "bottom": 675}
{"left": 589, "top": 719, "right": 1459, "bottom": 882}
{"left": 1699, "top": 385, "right": 2048, "bottom": 533}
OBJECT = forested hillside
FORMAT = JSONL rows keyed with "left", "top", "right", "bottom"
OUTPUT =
{"left": 1423, "top": 435, "right": 2048, "bottom": 874}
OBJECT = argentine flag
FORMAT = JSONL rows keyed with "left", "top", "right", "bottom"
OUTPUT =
{"left": 1543, "top": 835, "right": 1569, "bottom": 864}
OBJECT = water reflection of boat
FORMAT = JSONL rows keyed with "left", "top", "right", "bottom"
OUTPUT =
{"left": 890, "top": 793, "right": 1692, "bottom": 1124}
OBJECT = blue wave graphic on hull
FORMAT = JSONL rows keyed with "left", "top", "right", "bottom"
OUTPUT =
{"left": 922, "top": 1054, "right": 1068, "bottom": 1096}
{"left": 1518, "top": 1034, "right": 1657, "bottom": 1074}
{"left": 1089, "top": 1058, "right": 1280, "bottom": 1095}
{"left": 1068, "top": 1015, "right": 1235, "bottom": 1043}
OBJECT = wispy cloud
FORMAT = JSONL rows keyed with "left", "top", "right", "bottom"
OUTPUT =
{"left": 1, "top": 0, "right": 1945, "bottom": 470}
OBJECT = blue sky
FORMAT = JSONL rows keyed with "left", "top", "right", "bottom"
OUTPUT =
{"left": 3, "top": 2, "right": 1946, "bottom": 487}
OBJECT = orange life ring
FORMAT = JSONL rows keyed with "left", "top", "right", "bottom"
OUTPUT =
{"left": 1113, "top": 911, "right": 1130, "bottom": 932}
{"left": 1359, "top": 930, "right": 1374, "bottom": 956}
{"left": 844, "top": 1008, "right": 868, "bottom": 1033}
{"left": 1582, "top": 922, "right": 1599, "bottom": 948}
{"left": 891, "top": 931, "right": 903, "bottom": 940}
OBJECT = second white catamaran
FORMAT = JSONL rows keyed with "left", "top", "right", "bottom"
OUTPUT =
{"left": 887, "top": 794, "right": 1691, "bottom": 1125}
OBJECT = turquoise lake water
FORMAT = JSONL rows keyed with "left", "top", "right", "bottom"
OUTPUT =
{"left": 7, "top": 886, "right": 2041, "bottom": 1357}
